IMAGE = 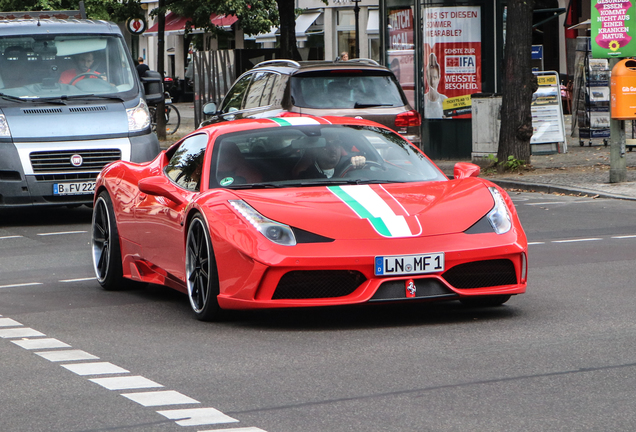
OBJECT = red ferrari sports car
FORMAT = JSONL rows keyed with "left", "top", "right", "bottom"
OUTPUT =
{"left": 91, "top": 115, "right": 527, "bottom": 321}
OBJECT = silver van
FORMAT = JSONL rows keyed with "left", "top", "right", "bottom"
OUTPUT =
{"left": 0, "top": 18, "right": 161, "bottom": 207}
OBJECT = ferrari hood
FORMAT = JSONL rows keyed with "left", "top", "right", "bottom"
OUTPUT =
{"left": 233, "top": 178, "right": 496, "bottom": 239}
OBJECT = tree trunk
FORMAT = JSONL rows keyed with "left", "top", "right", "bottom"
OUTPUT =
{"left": 276, "top": 0, "right": 301, "bottom": 60}
{"left": 497, "top": 0, "right": 537, "bottom": 171}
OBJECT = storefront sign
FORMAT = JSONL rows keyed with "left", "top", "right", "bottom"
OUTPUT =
{"left": 531, "top": 71, "right": 566, "bottom": 151}
{"left": 591, "top": 0, "right": 636, "bottom": 57}
{"left": 423, "top": 6, "right": 481, "bottom": 119}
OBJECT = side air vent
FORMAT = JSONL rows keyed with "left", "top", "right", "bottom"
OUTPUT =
{"left": 23, "top": 108, "right": 63, "bottom": 115}
{"left": 69, "top": 106, "right": 108, "bottom": 113}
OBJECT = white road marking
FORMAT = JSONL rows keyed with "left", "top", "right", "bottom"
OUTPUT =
{"left": 528, "top": 242, "right": 545, "bottom": 245}
{"left": 12, "top": 338, "right": 71, "bottom": 350}
{"left": 0, "top": 235, "right": 23, "bottom": 240}
{"left": 0, "top": 327, "right": 45, "bottom": 338}
{"left": 552, "top": 238, "right": 603, "bottom": 243}
{"left": 62, "top": 362, "right": 129, "bottom": 376}
{"left": 37, "top": 230, "right": 87, "bottom": 236}
{"left": 156, "top": 408, "right": 239, "bottom": 427}
{"left": 0, "top": 282, "right": 43, "bottom": 289}
{"left": 59, "top": 277, "right": 96, "bottom": 283}
{"left": 199, "top": 428, "right": 268, "bottom": 432}
{"left": 0, "top": 318, "right": 21, "bottom": 327}
{"left": 122, "top": 390, "right": 199, "bottom": 407}
{"left": 525, "top": 201, "right": 568, "bottom": 206}
{"left": 612, "top": 235, "right": 636, "bottom": 239}
{"left": 90, "top": 376, "right": 164, "bottom": 390}
{"left": 36, "top": 350, "right": 99, "bottom": 362}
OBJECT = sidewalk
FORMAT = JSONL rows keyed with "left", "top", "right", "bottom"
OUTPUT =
{"left": 164, "top": 105, "right": 636, "bottom": 200}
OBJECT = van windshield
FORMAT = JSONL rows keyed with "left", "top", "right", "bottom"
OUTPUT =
{"left": 0, "top": 34, "right": 136, "bottom": 100}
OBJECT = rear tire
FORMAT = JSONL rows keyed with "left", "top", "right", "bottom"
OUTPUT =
{"left": 91, "top": 191, "right": 130, "bottom": 290}
{"left": 186, "top": 215, "right": 222, "bottom": 321}
{"left": 459, "top": 295, "right": 511, "bottom": 307}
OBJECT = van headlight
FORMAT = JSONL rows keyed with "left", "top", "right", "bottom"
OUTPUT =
{"left": 487, "top": 187, "right": 512, "bottom": 234}
{"left": 126, "top": 99, "right": 151, "bottom": 132}
{"left": 229, "top": 200, "right": 297, "bottom": 246}
{"left": 0, "top": 114, "right": 11, "bottom": 137}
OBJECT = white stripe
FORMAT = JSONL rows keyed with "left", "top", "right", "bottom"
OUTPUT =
{"left": 90, "top": 376, "right": 164, "bottom": 390}
{"left": 552, "top": 238, "right": 602, "bottom": 243}
{"left": 0, "top": 235, "right": 22, "bottom": 240}
{"left": 59, "top": 277, "right": 96, "bottom": 283}
{"left": 37, "top": 230, "right": 87, "bottom": 236}
{"left": 278, "top": 117, "right": 321, "bottom": 126}
{"left": 12, "top": 338, "right": 71, "bottom": 350}
{"left": 62, "top": 362, "right": 129, "bottom": 376}
{"left": 0, "top": 282, "right": 43, "bottom": 289}
{"left": 199, "top": 428, "right": 268, "bottom": 432}
{"left": 122, "top": 390, "right": 199, "bottom": 407}
{"left": 0, "top": 327, "right": 45, "bottom": 338}
{"left": 157, "top": 408, "right": 238, "bottom": 426}
{"left": 36, "top": 350, "right": 99, "bottom": 362}
{"left": 339, "top": 185, "right": 412, "bottom": 237}
{"left": 0, "top": 318, "right": 22, "bottom": 327}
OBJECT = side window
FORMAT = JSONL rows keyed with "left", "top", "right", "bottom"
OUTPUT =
{"left": 164, "top": 134, "right": 208, "bottom": 191}
{"left": 220, "top": 73, "right": 252, "bottom": 113}
{"left": 244, "top": 72, "right": 269, "bottom": 109}
{"left": 260, "top": 73, "right": 279, "bottom": 107}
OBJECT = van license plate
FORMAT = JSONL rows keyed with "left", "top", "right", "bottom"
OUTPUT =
{"left": 375, "top": 253, "right": 445, "bottom": 276}
{"left": 53, "top": 181, "right": 96, "bottom": 195}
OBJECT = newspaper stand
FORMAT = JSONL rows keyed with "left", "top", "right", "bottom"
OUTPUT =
{"left": 578, "top": 41, "right": 610, "bottom": 147}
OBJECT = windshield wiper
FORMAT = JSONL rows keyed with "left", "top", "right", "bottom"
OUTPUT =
{"left": 354, "top": 102, "right": 395, "bottom": 108}
{"left": 225, "top": 182, "right": 284, "bottom": 189}
{"left": 0, "top": 93, "right": 29, "bottom": 103}
{"left": 32, "top": 94, "right": 125, "bottom": 103}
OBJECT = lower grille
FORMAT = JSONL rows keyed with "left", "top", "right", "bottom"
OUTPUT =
{"left": 370, "top": 278, "right": 456, "bottom": 301}
{"left": 30, "top": 149, "right": 121, "bottom": 173}
{"left": 35, "top": 172, "right": 99, "bottom": 181}
{"left": 442, "top": 259, "right": 517, "bottom": 289}
{"left": 272, "top": 270, "right": 366, "bottom": 300}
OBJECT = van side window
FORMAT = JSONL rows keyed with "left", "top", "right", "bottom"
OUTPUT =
{"left": 220, "top": 73, "right": 252, "bottom": 113}
{"left": 165, "top": 134, "right": 208, "bottom": 192}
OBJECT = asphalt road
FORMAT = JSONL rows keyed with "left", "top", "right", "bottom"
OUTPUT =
{"left": 1, "top": 192, "right": 636, "bottom": 432}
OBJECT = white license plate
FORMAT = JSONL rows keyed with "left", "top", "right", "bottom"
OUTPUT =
{"left": 375, "top": 253, "right": 445, "bottom": 276}
{"left": 53, "top": 181, "right": 96, "bottom": 195}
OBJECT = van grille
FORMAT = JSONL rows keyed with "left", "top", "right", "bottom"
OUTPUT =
{"left": 23, "top": 108, "right": 63, "bottom": 115}
{"left": 30, "top": 149, "right": 121, "bottom": 173}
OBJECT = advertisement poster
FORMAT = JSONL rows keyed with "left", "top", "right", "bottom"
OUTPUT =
{"left": 387, "top": 8, "right": 415, "bottom": 107}
{"left": 423, "top": 6, "right": 481, "bottom": 119}
{"left": 591, "top": 0, "right": 636, "bottom": 58}
{"left": 530, "top": 72, "right": 566, "bottom": 150}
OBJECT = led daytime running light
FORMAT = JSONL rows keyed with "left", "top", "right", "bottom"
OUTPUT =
{"left": 487, "top": 187, "right": 512, "bottom": 234}
{"left": 229, "top": 200, "right": 296, "bottom": 246}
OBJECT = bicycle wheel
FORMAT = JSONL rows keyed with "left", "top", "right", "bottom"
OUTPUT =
{"left": 148, "top": 106, "right": 157, "bottom": 132}
{"left": 165, "top": 105, "right": 181, "bottom": 135}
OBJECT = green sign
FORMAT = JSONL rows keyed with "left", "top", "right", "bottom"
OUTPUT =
{"left": 591, "top": 0, "right": 636, "bottom": 57}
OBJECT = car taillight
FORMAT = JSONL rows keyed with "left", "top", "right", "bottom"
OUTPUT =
{"left": 395, "top": 110, "right": 421, "bottom": 127}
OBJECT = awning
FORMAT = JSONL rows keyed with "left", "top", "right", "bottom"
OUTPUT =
{"left": 568, "top": 19, "right": 590, "bottom": 30}
{"left": 366, "top": 9, "right": 379, "bottom": 34}
{"left": 145, "top": 12, "right": 237, "bottom": 35}
{"left": 255, "top": 26, "right": 278, "bottom": 44}
{"left": 295, "top": 12, "right": 321, "bottom": 41}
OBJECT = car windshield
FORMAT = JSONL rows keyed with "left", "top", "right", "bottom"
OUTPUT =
{"left": 0, "top": 34, "right": 136, "bottom": 100}
{"left": 290, "top": 72, "right": 406, "bottom": 109}
{"left": 211, "top": 124, "right": 446, "bottom": 189}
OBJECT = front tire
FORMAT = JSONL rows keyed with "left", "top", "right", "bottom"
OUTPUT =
{"left": 186, "top": 215, "right": 222, "bottom": 321}
{"left": 92, "top": 192, "right": 129, "bottom": 290}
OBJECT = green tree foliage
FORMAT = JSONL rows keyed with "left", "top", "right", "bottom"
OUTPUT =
{"left": 0, "top": 0, "right": 144, "bottom": 21}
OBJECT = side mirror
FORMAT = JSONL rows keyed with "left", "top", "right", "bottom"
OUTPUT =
{"left": 453, "top": 162, "right": 480, "bottom": 179}
{"left": 140, "top": 70, "right": 164, "bottom": 105}
{"left": 202, "top": 102, "right": 217, "bottom": 116}
{"left": 138, "top": 176, "right": 187, "bottom": 205}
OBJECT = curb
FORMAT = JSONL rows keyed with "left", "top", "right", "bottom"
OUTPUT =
{"left": 490, "top": 178, "right": 636, "bottom": 201}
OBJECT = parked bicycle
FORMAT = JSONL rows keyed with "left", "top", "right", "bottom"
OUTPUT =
{"left": 149, "top": 91, "right": 181, "bottom": 135}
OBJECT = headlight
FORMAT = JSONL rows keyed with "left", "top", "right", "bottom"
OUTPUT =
{"left": 487, "top": 187, "right": 512, "bottom": 234}
{"left": 229, "top": 200, "right": 297, "bottom": 246}
{"left": 0, "top": 114, "right": 11, "bottom": 137}
{"left": 126, "top": 99, "right": 150, "bottom": 132}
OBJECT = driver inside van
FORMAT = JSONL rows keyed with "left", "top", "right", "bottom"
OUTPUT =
{"left": 59, "top": 52, "right": 103, "bottom": 84}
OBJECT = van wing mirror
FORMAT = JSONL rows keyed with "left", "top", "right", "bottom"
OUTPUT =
{"left": 140, "top": 70, "right": 164, "bottom": 105}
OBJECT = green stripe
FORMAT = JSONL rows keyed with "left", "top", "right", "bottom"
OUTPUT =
{"left": 328, "top": 186, "right": 392, "bottom": 237}
{"left": 270, "top": 118, "right": 292, "bottom": 126}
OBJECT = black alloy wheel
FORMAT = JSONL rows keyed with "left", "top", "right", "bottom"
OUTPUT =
{"left": 92, "top": 191, "right": 129, "bottom": 290}
{"left": 186, "top": 215, "right": 222, "bottom": 321}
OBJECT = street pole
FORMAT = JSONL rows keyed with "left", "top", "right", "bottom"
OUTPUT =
{"left": 353, "top": 0, "right": 361, "bottom": 59}
{"left": 156, "top": 0, "right": 166, "bottom": 141}
{"left": 609, "top": 58, "right": 626, "bottom": 183}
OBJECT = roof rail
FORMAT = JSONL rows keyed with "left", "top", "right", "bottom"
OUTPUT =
{"left": 255, "top": 59, "right": 301, "bottom": 68}
{"left": 338, "top": 58, "right": 381, "bottom": 66}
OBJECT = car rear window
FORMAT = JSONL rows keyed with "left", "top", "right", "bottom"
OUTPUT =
{"left": 290, "top": 72, "right": 406, "bottom": 109}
